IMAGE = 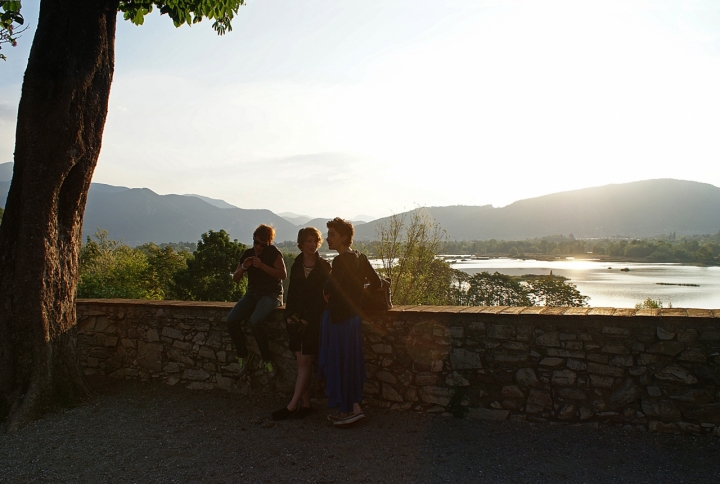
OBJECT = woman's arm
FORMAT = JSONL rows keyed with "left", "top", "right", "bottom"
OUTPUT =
{"left": 248, "top": 252, "right": 287, "bottom": 280}
{"left": 232, "top": 256, "right": 251, "bottom": 282}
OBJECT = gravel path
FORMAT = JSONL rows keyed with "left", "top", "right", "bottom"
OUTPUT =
{"left": 1, "top": 379, "right": 719, "bottom": 483}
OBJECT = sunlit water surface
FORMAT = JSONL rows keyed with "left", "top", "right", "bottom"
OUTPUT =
{"left": 446, "top": 258, "right": 720, "bottom": 309}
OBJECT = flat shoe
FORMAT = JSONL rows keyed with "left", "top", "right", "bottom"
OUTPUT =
{"left": 333, "top": 412, "right": 365, "bottom": 426}
{"left": 271, "top": 405, "right": 299, "bottom": 421}
{"left": 326, "top": 411, "right": 343, "bottom": 423}
{"left": 293, "top": 406, "right": 313, "bottom": 419}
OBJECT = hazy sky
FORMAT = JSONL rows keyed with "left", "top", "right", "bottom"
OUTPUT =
{"left": 2, "top": 0, "right": 720, "bottom": 219}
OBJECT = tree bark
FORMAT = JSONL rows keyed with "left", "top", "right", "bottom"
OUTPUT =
{"left": 0, "top": 0, "right": 119, "bottom": 432}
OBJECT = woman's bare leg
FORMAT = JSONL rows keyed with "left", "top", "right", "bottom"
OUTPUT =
{"left": 287, "top": 351, "right": 315, "bottom": 410}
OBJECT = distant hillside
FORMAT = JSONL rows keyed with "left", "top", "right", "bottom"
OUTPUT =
{"left": 354, "top": 179, "right": 720, "bottom": 240}
{"left": 2, "top": 164, "right": 718, "bottom": 243}
{"left": 80, "top": 186, "right": 297, "bottom": 245}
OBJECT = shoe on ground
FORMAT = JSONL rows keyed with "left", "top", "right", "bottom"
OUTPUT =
{"left": 293, "top": 406, "right": 313, "bottom": 419}
{"left": 236, "top": 353, "right": 255, "bottom": 376}
{"left": 333, "top": 412, "right": 365, "bottom": 427}
{"left": 263, "top": 360, "right": 276, "bottom": 378}
{"left": 272, "top": 405, "right": 299, "bottom": 421}
{"left": 326, "top": 411, "right": 343, "bottom": 423}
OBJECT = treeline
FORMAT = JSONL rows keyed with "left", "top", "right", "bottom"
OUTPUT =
{"left": 441, "top": 231, "right": 720, "bottom": 263}
{"left": 78, "top": 229, "right": 295, "bottom": 301}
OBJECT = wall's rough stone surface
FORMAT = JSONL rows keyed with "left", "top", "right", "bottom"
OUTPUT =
{"left": 77, "top": 300, "right": 720, "bottom": 435}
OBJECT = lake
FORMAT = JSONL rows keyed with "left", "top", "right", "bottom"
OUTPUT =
{"left": 445, "top": 257, "right": 720, "bottom": 309}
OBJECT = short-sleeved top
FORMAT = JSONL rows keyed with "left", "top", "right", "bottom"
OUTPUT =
{"left": 239, "top": 245, "right": 283, "bottom": 301}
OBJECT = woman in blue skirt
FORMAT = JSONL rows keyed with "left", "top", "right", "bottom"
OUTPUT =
{"left": 320, "top": 217, "right": 381, "bottom": 426}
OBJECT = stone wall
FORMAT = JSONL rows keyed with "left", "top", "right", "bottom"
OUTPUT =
{"left": 77, "top": 300, "right": 720, "bottom": 435}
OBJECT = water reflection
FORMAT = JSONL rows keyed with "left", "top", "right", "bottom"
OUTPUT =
{"left": 447, "top": 258, "right": 720, "bottom": 309}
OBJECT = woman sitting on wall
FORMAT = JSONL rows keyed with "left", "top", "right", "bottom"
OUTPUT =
{"left": 319, "top": 217, "right": 381, "bottom": 427}
{"left": 226, "top": 224, "right": 287, "bottom": 377}
{"left": 272, "top": 227, "right": 331, "bottom": 420}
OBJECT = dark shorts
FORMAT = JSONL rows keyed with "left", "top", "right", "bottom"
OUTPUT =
{"left": 288, "top": 319, "right": 320, "bottom": 355}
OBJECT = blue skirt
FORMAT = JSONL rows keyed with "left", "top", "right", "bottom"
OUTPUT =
{"left": 318, "top": 310, "right": 367, "bottom": 413}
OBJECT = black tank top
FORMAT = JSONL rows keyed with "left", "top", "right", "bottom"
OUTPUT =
{"left": 239, "top": 245, "right": 283, "bottom": 300}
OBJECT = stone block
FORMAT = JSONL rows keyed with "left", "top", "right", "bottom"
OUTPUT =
{"left": 382, "top": 383, "right": 404, "bottom": 402}
{"left": 699, "top": 331, "right": 720, "bottom": 341}
{"left": 491, "top": 350, "right": 528, "bottom": 363}
{"left": 198, "top": 346, "right": 216, "bottom": 360}
{"left": 590, "top": 374, "right": 614, "bottom": 388}
{"left": 539, "top": 357, "right": 564, "bottom": 367}
{"left": 515, "top": 368, "right": 538, "bottom": 387}
{"left": 527, "top": 389, "right": 553, "bottom": 409}
{"left": 642, "top": 400, "right": 681, "bottom": 422}
{"left": 609, "top": 355, "right": 633, "bottom": 367}
{"left": 163, "top": 362, "right": 180, "bottom": 373}
{"left": 371, "top": 344, "right": 393, "bottom": 354}
{"left": 546, "top": 348, "right": 585, "bottom": 358}
{"left": 551, "top": 369, "right": 577, "bottom": 386}
{"left": 420, "top": 386, "right": 451, "bottom": 406}
{"left": 587, "top": 362, "right": 624, "bottom": 378}
{"left": 647, "top": 386, "right": 662, "bottom": 397}
{"left": 500, "top": 385, "right": 525, "bottom": 398}
{"left": 376, "top": 370, "right": 398, "bottom": 384}
{"left": 535, "top": 332, "right": 560, "bottom": 347}
{"left": 516, "top": 325, "right": 534, "bottom": 341}
{"left": 557, "top": 388, "right": 587, "bottom": 400}
{"left": 587, "top": 354, "right": 609, "bottom": 364}
{"left": 678, "top": 348, "right": 707, "bottom": 363}
{"left": 363, "top": 380, "right": 380, "bottom": 394}
{"left": 405, "top": 387, "right": 419, "bottom": 402}
{"left": 448, "top": 326, "right": 464, "bottom": 338}
{"left": 610, "top": 379, "right": 640, "bottom": 408}
{"left": 172, "top": 340, "right": 192, "bottom": 351}
{"left": 677, "top": 329, "right": 698, "bottom": 343}
{"left": 415, "top": 372, "right": 439, "bottom": 385}
{"left": 602, "top": 345, "right": 629, "bottom": 355}
{"left": 566, "top": 359, "right": 587, "bottom": 371}
{"left": 657, "top": 327, "right": 676, "bottom": 340}
{"left": 601, "top": 327, "right": 630, "bottom": 337}
{"left": 94, "top": 317, "right": 110, "bottom": 333}
{"left": 655, "top": 365, "right": 698, "bottom": 385}
{"left": 628, "top": 366, "right": 646, "bottom": 376}
{"left": 146, "top": 329, "right": 160, "bottom": 342}
{"left": 450, "top": 348, "right": 483, "bottom": 369}
{"left": 558, "top": 404, "right": 577, "bottom": 420}
{"left": 206, "top": 331, "right": 223, "bottom": 349}
{"left": 182, "top": 368, "right": 210, "bottom": 381}
{"left": 487, "top": 324, "right": 515, "bottom": 340}
{"left": 647, "top": 342, "right": 685, "bottom": 356}
{"left": 192, "top": 332, "right": 207, "bottom": 345}
{"left": 579, "top": 405, "right": 594, "bottom": 420}
{"left": 445, "top": 371, "right": 470, "bottom": 387}
{"left": 682, "top": 404, "right": 720, "bottom": 424}
{"left": 137, "top": 341, "right": 163, "bottom": 372}
{"left": 161, "top": 326, "right": 185, "bottom": 340}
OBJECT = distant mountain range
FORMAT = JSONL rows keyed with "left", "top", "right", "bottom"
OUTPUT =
{"left": 2, "top": 162, "right": 719, "bottom": 243}
{"left": 354, "top": 179, "right": 720, "bottom": 240}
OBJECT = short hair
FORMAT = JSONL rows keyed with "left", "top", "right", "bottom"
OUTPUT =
{"left": 297, "top": 227, "right": 323, "bottom": 251}
{"left": 254, "top": 224, "right": 276, "bottom": 243}
{"left": 326, "top": 217, "right": 354, "bottom": 246}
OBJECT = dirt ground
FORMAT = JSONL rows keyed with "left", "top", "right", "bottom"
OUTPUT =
{"left": 1, "top": 378, "right": 720, "bottom": 483}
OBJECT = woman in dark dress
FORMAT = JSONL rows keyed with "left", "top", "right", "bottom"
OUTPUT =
{"left": 272, "top": 227, "right": 331, "bottom": 420}
{"left": 319, "top": 217, "right": 381, "bottom": 427}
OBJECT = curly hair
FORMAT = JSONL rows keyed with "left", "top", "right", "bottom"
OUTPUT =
{"left": 253, "top": 224, "right": 276, "bottom": 244}
{"left": 326, "top": 217, "right": 354, "bottom": 246}
{"left": 296, "top": 227, "right": 323, "bottom": 251}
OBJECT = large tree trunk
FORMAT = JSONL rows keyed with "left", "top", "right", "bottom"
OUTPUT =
{"left": 0, "top": 0, "right": 119, "bottom": 432}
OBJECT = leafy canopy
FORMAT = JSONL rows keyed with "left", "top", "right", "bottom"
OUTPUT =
{"left": 1, "top": 0, "right": 25, "bottom": 61}
{"left": 119, "top": 0, "right": 246, "bottom": 34}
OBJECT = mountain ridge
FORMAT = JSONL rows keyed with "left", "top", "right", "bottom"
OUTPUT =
{"left": 2, "top": 162, "right": 719, "bottom": 243}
